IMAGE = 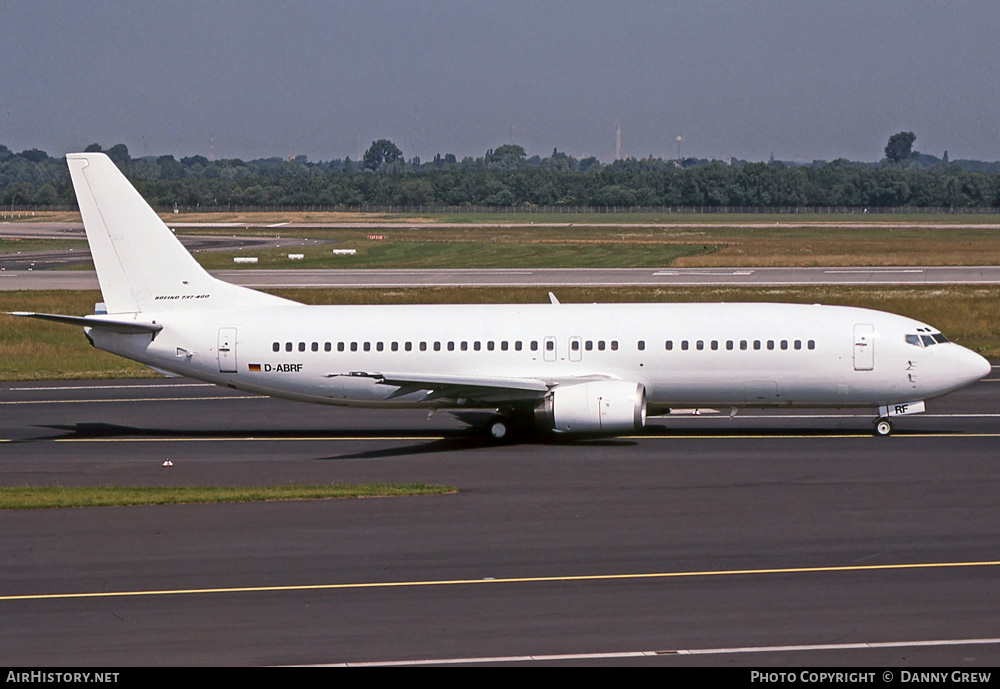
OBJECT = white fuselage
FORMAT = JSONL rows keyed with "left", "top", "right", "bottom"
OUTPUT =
{"left": 86, "top": 301, "right": 989, "bottom": 412}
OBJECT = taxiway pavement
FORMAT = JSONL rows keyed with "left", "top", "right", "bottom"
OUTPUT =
{"left": 2, "top": 376, "right": 999, "bottom": 665}
{"left": 5, "top": 265, "right": 1000, "bottom": 291}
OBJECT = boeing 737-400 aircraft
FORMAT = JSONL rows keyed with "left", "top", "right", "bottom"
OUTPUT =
{"left": 13, "top": 153, "right": 992, "bottom": 438}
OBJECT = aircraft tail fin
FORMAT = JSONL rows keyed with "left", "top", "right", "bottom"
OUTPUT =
{"left": 66, "top": 153, "right": 295, "bottom": 314}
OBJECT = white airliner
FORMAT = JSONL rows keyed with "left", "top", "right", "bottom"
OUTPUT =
{"left": 13, "top": 153, "right": 991, "bottom": 438}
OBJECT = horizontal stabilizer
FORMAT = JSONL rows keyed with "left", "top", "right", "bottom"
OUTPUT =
{"left": 9, "top": 312, "right": 163, "bottom": 334}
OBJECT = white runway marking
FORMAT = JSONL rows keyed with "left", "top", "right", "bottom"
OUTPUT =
{"left": 325, "top": 636, "right": 1000, "bottom": 666}
{"left": 824, "top": 269, "right": 925, "bottom": 273}
{"left": 11, "top": 383, "right": 215, "bottom": 391}
{"left": 653, "top": 270, "right": 754, "bottom": 276}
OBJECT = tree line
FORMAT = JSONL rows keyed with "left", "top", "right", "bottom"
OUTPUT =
{"left": 2, "top": 135, "right": 1000, "bottom": 210}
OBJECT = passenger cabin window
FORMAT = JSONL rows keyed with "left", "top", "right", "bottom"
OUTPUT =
{"left": 272, "top": 342, "right": 280, "bottom": 352}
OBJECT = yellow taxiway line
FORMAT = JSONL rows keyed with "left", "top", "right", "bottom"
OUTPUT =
{"left": 4, "top": 559, "right": 1000, "bottom": 603}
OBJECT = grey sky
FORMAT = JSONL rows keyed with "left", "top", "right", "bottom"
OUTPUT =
{"left": 2, "top": 1, "right": 998, "bottom": 163}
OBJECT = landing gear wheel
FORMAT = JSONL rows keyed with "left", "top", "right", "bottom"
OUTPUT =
{"left": 874, "top": 418, "right": 893, "bottom": 437}
{"left": 488, "top": 417, "right": 510, "bottom": 441}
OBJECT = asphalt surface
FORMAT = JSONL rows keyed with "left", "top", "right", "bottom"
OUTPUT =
{"left": 6, "top": 266, "right": 1000, "bottom": 291}
{"left": 2, "top": 374, "right": 1000, "bottom": 666}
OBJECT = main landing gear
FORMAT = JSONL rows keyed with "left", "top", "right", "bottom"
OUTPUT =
{"left": 485, "top": 408, "right": 536, "bottom": 442}
{"left": 873, "top": 417, "right": 893, "bottom": 437}
{"left": 488, "top": 415, "right": 510, "bottom": 441}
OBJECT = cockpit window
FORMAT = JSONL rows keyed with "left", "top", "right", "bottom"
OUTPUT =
{"left": 907, "top": 332, "right": 950, "bottom": 347}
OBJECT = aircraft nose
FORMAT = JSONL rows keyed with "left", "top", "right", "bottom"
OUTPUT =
{"left": 956, "top": 346, "right": 991, "bottom": 385}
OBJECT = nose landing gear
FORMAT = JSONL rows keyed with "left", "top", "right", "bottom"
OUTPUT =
{"left": 873, "top": 417, "right": 893, "bottom": 437}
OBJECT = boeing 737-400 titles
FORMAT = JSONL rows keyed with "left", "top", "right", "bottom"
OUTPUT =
{"left": 12, "top": 153, "right": 991, "bottom": 439}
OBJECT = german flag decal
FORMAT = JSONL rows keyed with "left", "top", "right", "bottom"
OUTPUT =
{"left": 248, "top": 363, "right": 262, "bottom": 372}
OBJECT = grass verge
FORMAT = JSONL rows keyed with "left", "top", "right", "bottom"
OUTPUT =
{"left": 0, "top": 290, "right": 151, "bottom": 380}
{"left": 192, "top": 239, "right": 716, "bottom": 270}
{"left": 0, "top": 483, "right": 456, "bottom": 509}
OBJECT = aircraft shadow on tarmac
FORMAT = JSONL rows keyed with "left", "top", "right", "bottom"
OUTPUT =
{"left": 25, "top": 418, "right": 960, "bottom": 462}
{"left": 28, "top": 420, "right": 637, "bottom": 459}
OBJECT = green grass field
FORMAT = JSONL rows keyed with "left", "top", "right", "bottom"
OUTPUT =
{"left": 192, "top": 239, "right": 718, "bottom": 270}
{"left": 0, "top": 483, "right": 456, "bottom": 509}
{"left": 0, "top": 238, "right": 90, "bottom": 254}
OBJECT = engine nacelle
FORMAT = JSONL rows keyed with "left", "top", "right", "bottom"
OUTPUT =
{"left": 535, "top": 380, "right": 646, "bottom": 434}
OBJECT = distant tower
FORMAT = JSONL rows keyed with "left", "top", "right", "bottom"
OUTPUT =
{"left": 510, "top": 126, "right": 516, "bottom": 144}
{"left": 676, "top": 135, "right": 682, "bottom": 160}
{"left": 615, "top": 123, "right": 622, "bottom": 160}
{"left": 209, "top": 132, "right": 215, "bottom": 162}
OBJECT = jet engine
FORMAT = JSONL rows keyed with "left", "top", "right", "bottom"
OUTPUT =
{"left": 534, "top": 380, "right": 646, "bottom": 434}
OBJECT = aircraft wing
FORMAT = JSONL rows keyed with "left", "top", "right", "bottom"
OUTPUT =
{"left": 325, "top": 371, "right": 623, "bottom": 403}
{"left": 326, "top": 371, "right": 552, "bottom": 402}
